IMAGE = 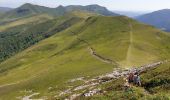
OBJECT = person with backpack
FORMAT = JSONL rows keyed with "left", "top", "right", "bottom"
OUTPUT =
{"left": 134, "top": 72, "right": 141, "bottom": 86}
{"left": 128, "top": 72, "right": 134, "bottom": 84}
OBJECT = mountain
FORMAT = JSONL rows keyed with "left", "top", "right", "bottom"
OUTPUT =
{"left": 0, "top": 3, "right": 118, "bottom": 21}
{"left": 0, "top": 15, "right": 170, "bottom": 99}
{"left": 0, "top": 3, "right": 59, "bottom": 20}
{"left": 136, "top": 9, "right": 170, "bottom": 32}
{"left": 65, "top": 4, "right": 119, "bottom": 16}
{"left": 0, "top": 7, "right": 12, "bottom": 14}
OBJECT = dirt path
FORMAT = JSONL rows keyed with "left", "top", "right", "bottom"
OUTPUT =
{"left": 126, "top": 21, "right": 133, "bottom": 66}
{"left": 88, "top": 46, "right": 118, "bottom": 66}
{"left": 71, "top": 31, "right": 119, "bottom": 66}
{"left": 0, "top": 75, "right": 37, "bottom": 90}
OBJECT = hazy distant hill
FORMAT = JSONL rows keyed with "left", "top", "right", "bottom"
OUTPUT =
{"left": 0, "top": 3, "right": 59, "bottom": 19}
{"left": 136, "top": 9, "right": 170, "bottom": 32}
{"left": 0, "top": 7, "right": 12, "bottom": 14}
{"left": 65, "top": 4, "right": 119, "bottom": 16}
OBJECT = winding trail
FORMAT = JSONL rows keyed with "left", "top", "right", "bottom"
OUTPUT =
{"left": 0, "top": 81, "right": 20, "bottom": 89}
{"left": 126, "top": 21, "right": 133, "bottom": 66}
{"left": 70, "top": 31, "right": 119, "bottom": 66}
{"left": 88, "top": 47, "right": 117, "bottom": 65}
{"left": 0, "top": 75, "right": 37, "bottom": 90}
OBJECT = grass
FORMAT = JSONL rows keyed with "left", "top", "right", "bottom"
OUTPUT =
{"left": 0, "top": 15, "right": 170, "bottom": 99}
{"left": 0, "top": 14, "right": 53, "bottom": 32}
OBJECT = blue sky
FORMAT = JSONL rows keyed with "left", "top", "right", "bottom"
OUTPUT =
{"left": 0, "top": 0, "right": 170, "bottom": 11}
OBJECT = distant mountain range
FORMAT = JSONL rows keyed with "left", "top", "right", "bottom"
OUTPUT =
{"left": 136, "top": 9, "right": 170, "bottom": 32}
{"left": 0, "top": 7, "right": 12, "bottom": 14}
{"left": 65, "top": 4, "right": 118, "bottom": 16}
{"left": 0, "top": 3, "right": 119, "bottom": 20}
{"left": 113, "top": 11, "right": 147, "bottom": 17}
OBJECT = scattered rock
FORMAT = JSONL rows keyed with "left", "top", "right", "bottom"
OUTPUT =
{"left": 74, "top": 83, "right": 99, "bottom": 91}
{"left": 84, "top": 88, "right": 101, "bottom": 97}
{"left": 69, "top": 77, "right": 85, "bottom": 83}
{"left": 58, "top": 61, "right": 164, "bottom": 99}
{"left": 22, "top": 93, "right": 42, "bottom": 100}
{"left": 69, "top": 93, "right": 81, "bottom": 100}
{"left": 59, "top": 88, "right": 72, "bottom": 96}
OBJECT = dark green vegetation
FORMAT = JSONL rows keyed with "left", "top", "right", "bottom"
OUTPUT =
{"left": 0, "top": 3, "right": 170, "bottom": 100}
{"left": 0, "top": 14, "right": 81, "bottom": 62}
{"left": 136, "top": 9, "right": 170, "bottom": 32}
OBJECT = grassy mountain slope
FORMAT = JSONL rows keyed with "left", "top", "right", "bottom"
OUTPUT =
{"left": 136, "top": 9, "right": 170, "bottom": 32}
{"left": 0, "top": 14, "right": 53, "bottom": 31}
{"left": 74, "top": 16, "right": 170, "bottom": 67}
{"left": 0, "top": 15, "right": 170, "bottom": 99}
{"left": 0, "top": 12, "right": 84, "bottom": 62}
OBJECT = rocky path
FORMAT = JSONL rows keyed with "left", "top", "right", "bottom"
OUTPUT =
{"left": 58, "top": 60, "right": 166, "bottom": 100}
{"left": 22, "top": 93, "right": 43, "bottom": 100}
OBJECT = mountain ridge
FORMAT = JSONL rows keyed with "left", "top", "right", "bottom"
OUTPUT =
{"left": 0, "top": 3, "right": 119, "bottom": 20}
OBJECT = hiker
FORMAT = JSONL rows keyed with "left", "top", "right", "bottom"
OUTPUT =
{"left": 128, "top": 72, "right": 134, "bottom": 84}
{"left": 134, "top": 72, "right": 141, "bottom": 86}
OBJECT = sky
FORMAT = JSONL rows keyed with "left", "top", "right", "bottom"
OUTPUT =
{"left": 0, "top": 0, "right": 170, "bottom": 11}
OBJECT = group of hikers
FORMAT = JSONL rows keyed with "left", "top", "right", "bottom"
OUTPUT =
{"left": 124, "top": 71, "right": 141, "bottom": 89}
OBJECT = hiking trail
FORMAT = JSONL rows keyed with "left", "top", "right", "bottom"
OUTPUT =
{"left": 70, "top": 31, "right": 119, "bottom": 66}
{"left": 126, "top": 21, "right": 133, "bottom": 67}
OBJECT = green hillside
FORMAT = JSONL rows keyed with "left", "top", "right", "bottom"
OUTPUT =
{"left": 0, "top": 15, "right": 170, "bottom": 99}
{"left": 0, "top": 13, "right": 84, "bottom": 62}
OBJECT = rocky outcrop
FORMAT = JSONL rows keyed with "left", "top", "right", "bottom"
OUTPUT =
{"left": 58, "top": 61, "right": 165, "bottom": 100}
